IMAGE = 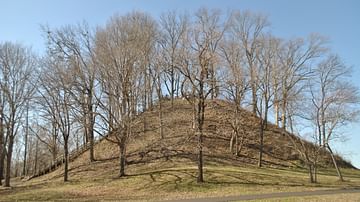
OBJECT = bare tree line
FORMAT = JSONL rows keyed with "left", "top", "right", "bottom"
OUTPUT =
{"left": 0, "top": 8, "right": 358, "bottom": 187}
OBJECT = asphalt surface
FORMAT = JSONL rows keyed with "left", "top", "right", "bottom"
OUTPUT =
{"left": 165, "top": 188, "right": 360, "bottom": 202}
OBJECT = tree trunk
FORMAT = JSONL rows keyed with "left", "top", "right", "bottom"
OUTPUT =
{"left": 0, "top": 115, "right": 4, "bottom": 186}
{"left": 159, "top": 100, "right": 164, "bottom": 139}
{"left": 258, "top": 103, "right": 269, "bottom": 167}
{"left": 22, "top": 107, "right": 29, "bottom": 177}
{"left": 119, "top": 143, "right": 126, "bottom": 177}
{"left": 258, "top": 105, "right": 268, "bottom": 167}
{"left": 64, "top": 139, "right": 69, "bottom": 182}
{"left": 84, "top": 92, "right": 95, "bottom": 162}
{"left": 0, "top": 100, "right": 3, "bottom": 185}
{"left": 131, "top": 93, "right": 137, "bottom": 116}
{"left": 108, "top": 98, "right": 114, "bottom": 132}
{"left": 142, "top": 86, "right": 148, "bottom": 132}
{"left": 327, "top": 145, "right": 344, "bottom": 181}
{"left": 157, "top": 75, "right": 164, "bottom": 139}
{"left": 192, "top": 101, "right": 196, "bottom": 130}
{"left": 0, "top": 149, "right": 4, "bottom": 186}
{"left": 230, "top": 132, "right": 235, "bottom": 154}
{"left": 22, "top": 132, "right": 27, "bottom": 177}
{"left": 170, "top": 64, "right": 175, "bottom": 109}
{"left": 258, "top": 121, "right": 264, "bottom": 168}
{"left": 274, "top": 101, "right": 279, "bottom": 127}
{"left": 250, "top": 66, "right": 257, "bottom": 115}
{"left": 34, "top": 139, "right": 39, "bottom": 175}
{"left": 238, "top": 128, "right": 247, "bottom": 157}
{"left": 197, "top": 138, "right": 204, "bottom": 183}
{"left": 196, "top": 97, "right": 205, "bottom": 183}
{"left": 232, "top": 106, "right": 240, "bottom": 156}
{"left": 52, "top": 145, "right": 57, "bottom": 164}
{"left": 251, "top": 83, "right": 257, "bottom": 115}
{"left": 308, "top": 163, "right": 315, "bottom": 183}
{"left": 89, "top": 125, "right": 95, "bottom": 162}
{"left": 313, "top": 163, "right": 317, "bottom": 183}
{"left": 149, "top": 82, "right": 154, "bottom": 110}
{"left": 4, "top": 136, "right": 14, "bottom": 187}
{"left": 273, "top": 77, "right": 279, "bottom": 127}
{"left": 52, "top": 124, "right": 58, "bottom": 164}
{"left": 175, "top": 74, "right": 180, "bottom": 98}
{"left": 281, "top": 92, "right": 287, "bottom": 130}
{"left": 235, "top": 130, "right": 240, "bottom": 156}
{"left": 210, "top": 64, "right": 216, "bottom": 100}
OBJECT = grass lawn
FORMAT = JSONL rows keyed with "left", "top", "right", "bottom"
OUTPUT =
{"left": 251, "top": 193, "right": 360, "bottom": 202}
{"left": 1, "top": 159, "right": 359, "bottom": 201}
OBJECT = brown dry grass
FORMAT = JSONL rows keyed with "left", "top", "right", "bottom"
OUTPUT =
{"left": 1, "top": 99, "right": 358, "bottom": 201}
{"left": 252, "top": 193, "right": 360, "bottom": 202}
{"left": 1, "top": 158, "right": 359, "bottom": 201}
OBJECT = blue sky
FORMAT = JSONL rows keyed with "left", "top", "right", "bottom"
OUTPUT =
{"left": 1, "top": 0, "right": 360, "bottom": 168}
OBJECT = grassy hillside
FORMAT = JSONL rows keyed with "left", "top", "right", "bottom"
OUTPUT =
{"left": 1, "top": 99, "right": 358, "bottom": 201}
{"left": 104, "top": 98, "right": 352, "bottom": 169}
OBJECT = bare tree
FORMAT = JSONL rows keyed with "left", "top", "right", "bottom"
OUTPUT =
{"left": 33, "top": 135, "right": 39, "bottom": 175}
{"left": 177, "top": 8, "right": 227, "bottom": 182}
{"left": 26, "top": 121, "right": 56, "bottom": 175}
{"left": 278, "top": 34, "right": 327, "bottom": 130}
{"left": 287, "top": 130, "right": 321, "bottom": 183}
{"left": 309, "top": 54, "right": 359, "bottom": 181}
{"left": 39, "top": 56, "right": 75, "bottom": 182}
{"left": 43, "top": 23, "right": 98, "bottom": 162}
{"left": 159, "top": 11, "right": 188, "bottom": 108}
{"left": 220, "top": 34, "right": 249, "bottom": 156}
{"left": 0, "top": 42, "right": 36, "bottom": 187}
{"left": 0, "top": 89, "right": 5, "bottom": 185}
{"left": 254, "top": 35, "right": 280, "bottom": 167}
{"left": 22, "top": 101, "right": 30, "bottom": 177}
{"left": 29, "top": 119, "right": 60, "bottom": 164}
{"left": 230, "top": 10, "right": 269, "bottom": 114}
{"left": 95, "top": 11, "right": 157, "bottom": 177}
{"left": 151, "top": 47, "right": 166, "bottom": 139}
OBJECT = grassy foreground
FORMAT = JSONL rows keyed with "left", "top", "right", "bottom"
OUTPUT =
{"left": 1, "top": 100, "right": 359, "bottom": 201}
{"left": 1, "top": 159, "right": 359, "bottom": 201}
{"left": 251, "top": 193, "right": 360, "bottom": 202}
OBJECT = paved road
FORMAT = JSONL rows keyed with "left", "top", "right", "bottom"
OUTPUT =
{"left": 166, "top": 188, "right": 360, "bottom": 202}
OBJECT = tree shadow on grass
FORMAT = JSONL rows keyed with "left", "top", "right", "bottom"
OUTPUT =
{"left": 0, "top": 180, "right": 52, "bottom": 197}
{"left": 117, "top": 164, "right": 311, "bottom": 195}
{"left": 127, "top": 152, "right": 360, "bottom": 195}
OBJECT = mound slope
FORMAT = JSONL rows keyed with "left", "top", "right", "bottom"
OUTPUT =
{"left": 30, "top": 98, "right": 354, "bottom": 182}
